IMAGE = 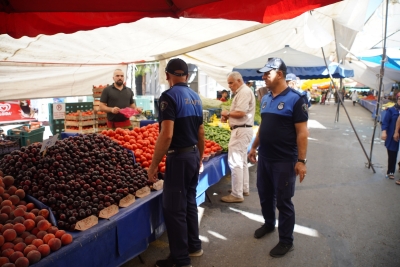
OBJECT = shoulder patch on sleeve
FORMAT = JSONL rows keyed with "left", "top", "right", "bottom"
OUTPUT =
{"left": 302, "top": 103, "right": 308, "bottom": 113}
{"left": 160, "top": 101, "right": 168, "bottom": 111}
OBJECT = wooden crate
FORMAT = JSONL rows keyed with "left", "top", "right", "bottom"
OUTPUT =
{"left": 65, "top": 124, "right": 95, "bottom": 134}
{"left": 65, "top": 120, "right": 96, "bottom": 126}
{"left": 65, "top": 113, "right": 95, "bottom": 121}
{"left": 96, "top": 122, "right": 108, "bottom": 132}
{"left": 92, "top": 85, "right": 107, "bottom": 97}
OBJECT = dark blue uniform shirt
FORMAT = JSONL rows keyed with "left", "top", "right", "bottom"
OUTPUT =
{"left": 258, "top": 87, "right": 308, "bottom": 161}
{"left": 158, "top": 83, "right": 203, "bottom": 148}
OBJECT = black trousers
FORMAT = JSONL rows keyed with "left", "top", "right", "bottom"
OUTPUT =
{"left": 163, "top": 149, "right": 201, "bottom": 266}
{"left": 387, "top": 149, "right": 398, "bottom": 174}
{"left": 257, "top": 155, "right": 296, "bottom": 244}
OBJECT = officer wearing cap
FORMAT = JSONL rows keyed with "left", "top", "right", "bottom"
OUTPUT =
{"left": 220, "top": 71, "right": 255, "bottom": 203}
{"left": 147, "top": 58, "right": 204, "bottom": 267}
{"left": 248, "top": 57, "right": 309, "bottom": 258}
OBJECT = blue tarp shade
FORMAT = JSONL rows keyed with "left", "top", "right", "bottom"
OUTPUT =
{"left": 233, "top": 64, "right": 354, "bottom": 80}
{"left": 359, "top": 55, "right": 400, "bottom": 71}
{"left": 233, "top": 46, "right": 354, "bottom": 80}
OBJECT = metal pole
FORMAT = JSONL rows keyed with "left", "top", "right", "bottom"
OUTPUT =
{"left": 321, "top": 47, "right": 376, "bottom": 172}
{"left": 368, "top": 0, "right": 389, "bottom": 169}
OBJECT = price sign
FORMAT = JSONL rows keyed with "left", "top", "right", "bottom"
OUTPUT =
{"left": 152, "top": 180, "right": 164, "bottom": 191}
{"left": 75, "top": 215, "right": 98, "bottom": 231}
{"left": 40, "top": 134, "right": 59, "bottom": 152}
{"left": 119, "top": 194, "right": 135, "bottom": 208}
{"left": 99, "top": 205, "right": 119, "bottom": 219}
{"left": 135, "top": 186, "right": 150, "bottom": 198}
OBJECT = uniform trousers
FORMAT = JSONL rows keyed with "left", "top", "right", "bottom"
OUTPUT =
{"left": 257, "top": 155, "right": 296, "bottom": 244}
{"left": 163, "top": 149, "right": 202, "bottom": 266}
{"left": 228, "top": 127, "right": 253, "bottom": 198}
{"left": 386, "top": 149, "right": 398, "bottom": 174}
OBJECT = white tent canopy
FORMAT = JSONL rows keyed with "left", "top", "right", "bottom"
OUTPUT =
{"left": 0, "top": 0, "right": 399, "bottom": 100}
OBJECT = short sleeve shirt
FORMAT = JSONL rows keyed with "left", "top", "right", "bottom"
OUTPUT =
{"left": 100, "top": 84, "right": 134, "bottom": 122}
{"left": 158, "top": 83, "right": 203, "bottom": 148}
{"left": 229, "top": 84, "right": 256, "bottom": 127}
{"left": 258, "top": 87, "right": 308, "bottom": 161}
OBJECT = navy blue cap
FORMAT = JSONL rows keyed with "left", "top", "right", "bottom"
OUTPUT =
{"left": 257, "top": 57, "right": 287, "bottom": 73}
{"left": 286, "top": 73, "right": 297, "bottom": 81}
{"left": 165, "top": 58, "right": 188, "bottom": 77}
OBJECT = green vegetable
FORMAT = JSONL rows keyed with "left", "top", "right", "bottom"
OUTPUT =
{"left": 204, "top": 124, "right": 231, "bottom": 152}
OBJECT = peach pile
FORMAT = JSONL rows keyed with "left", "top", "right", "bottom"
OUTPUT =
{"left": 0, "top": 175, "right": 73, "bottom": 266}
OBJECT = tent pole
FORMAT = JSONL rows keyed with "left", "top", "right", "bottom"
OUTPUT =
{"left": 368, "top": 0, "right": 389, "bottom": 170}
{"left": 321, "top": 47, "right": 375, "bottom": 173}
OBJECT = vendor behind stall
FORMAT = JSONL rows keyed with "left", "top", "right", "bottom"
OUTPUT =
{"left": 99, "top": 69, "right": 142, "bottom": 129}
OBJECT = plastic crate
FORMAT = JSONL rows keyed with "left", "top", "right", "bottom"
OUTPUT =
{"left": 207, "top": 108, "right": 222, "bottom": 118}
{"left": 7, "top": 126, "right": 45, "bottom": 147}
{"left": 0, "top": 135, "right": 21, "bottom": 156}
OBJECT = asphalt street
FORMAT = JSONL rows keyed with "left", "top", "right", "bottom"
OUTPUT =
{"left": 124, "top": 99, "right": 400, "bottom": 267}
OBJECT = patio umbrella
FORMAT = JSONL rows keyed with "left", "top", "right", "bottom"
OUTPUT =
{"left": 0, "top": 0, "right": 339, "bottom": 38}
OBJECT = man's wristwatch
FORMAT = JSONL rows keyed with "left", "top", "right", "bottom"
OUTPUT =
{"left": 297, "top": 159, "right": 307, "bottom": 164}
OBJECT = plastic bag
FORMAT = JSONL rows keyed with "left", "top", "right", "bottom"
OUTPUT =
{"left": 119, "top": 107, "right": 140, "bottom": 118}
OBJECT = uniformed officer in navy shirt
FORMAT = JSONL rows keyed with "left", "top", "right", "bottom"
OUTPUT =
{"left": 147, "top": 58, "right": 205, "bottom": 267}
{"left": 248, "top": 57, "right": 309, "bottom": 258}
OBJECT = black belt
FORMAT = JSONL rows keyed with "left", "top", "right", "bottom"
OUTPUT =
{"left": 167, "top": 145, "right": 197, "bottom": 154}
{"left": 230, "top": 124, "right": 253, "bottom": 130}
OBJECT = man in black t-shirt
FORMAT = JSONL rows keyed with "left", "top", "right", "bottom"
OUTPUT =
{"left": 99, "top": 69, "right": 141, "bottom": 129}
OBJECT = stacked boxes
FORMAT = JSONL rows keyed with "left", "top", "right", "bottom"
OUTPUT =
{"left": 92, "top": 85, "right": 107, "bottom": 112}
{"left": 96, "top": 111, "right": 108, "bottom": 132}
{"left": 48, "top": 102, "right": 94, "bottom": 136}
{"left": 64, "top": 111, "right": 96, "bottom": 134}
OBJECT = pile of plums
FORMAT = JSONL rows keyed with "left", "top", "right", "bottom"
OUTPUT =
{"left": 0, "top": 134, "right": 150, "bottom": 231}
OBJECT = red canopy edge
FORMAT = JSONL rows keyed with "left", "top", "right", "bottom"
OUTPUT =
{"left": 0, "top": 0, "right": 339, "bottom": 38}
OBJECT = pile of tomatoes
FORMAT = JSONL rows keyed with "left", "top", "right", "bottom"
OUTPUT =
{"left": 204, "top": 140, "right": 222, "bottom": 158}
{"left": 101, "top": 123, "right": 225, "bottom": 173}
{"left": 101, "top": 123, "right": 166, "bottom": 173}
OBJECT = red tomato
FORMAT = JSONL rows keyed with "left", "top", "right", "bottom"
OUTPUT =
{"left": 142, "top": 161, "right": 149, "bottom": 168}
{"left": 160, "top": 166, "right": 166, "bottom": 173}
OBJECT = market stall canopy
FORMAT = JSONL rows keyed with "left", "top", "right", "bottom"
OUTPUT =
{"left": 0, "top": 0, "right": 395, "bottom": 100}
{"left": 233, "top": 46, "right": 354, "bottom": 80}
{"left": 0, "top": 0, "right": 339, "bottom": 38}
{"left": 356, "top": 48, "right": 400, "bottom": 82}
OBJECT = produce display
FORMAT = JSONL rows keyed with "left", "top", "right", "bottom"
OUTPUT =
{"left": 203, "top": 140, "right": 222, "bottom": 160}
{"left": 0, "top": 174, "right": 73, "bottom": 266}
{"left": 101, "top": 124, "right": 165, "bottom": 173}
{"left": 204, "top": 124, "right": 230, "bottom": 152}
{"left": 0, "top": 134, "right": 150, "bottom": 231}
{"left": 199, "top": 95, "right": 222, "bottom": 109}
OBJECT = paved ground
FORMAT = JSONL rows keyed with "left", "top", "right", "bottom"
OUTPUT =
{"left": 123, "top": 99, "right": 400, "bottom": 267}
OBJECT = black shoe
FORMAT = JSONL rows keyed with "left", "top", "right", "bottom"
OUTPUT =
{"left": 254, "top": 224, "right": 275, "bottom": 239}
{"left": 269, "top": 242, "right": 294, "bottom": 258}
{"left": 155, "top": 258, "right": 192, "bottom": 267}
